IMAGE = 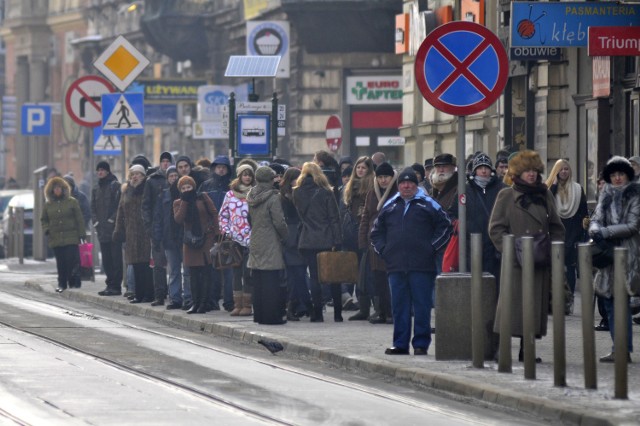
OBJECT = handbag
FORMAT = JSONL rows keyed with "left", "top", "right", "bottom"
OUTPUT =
{"left": 442, "top": 219, "right": 459, "bottom": 272}
{"left": 79, "top": 242, "right": 93, "bottom": 268}
{"left": 210, "top": 237, "right": 243, "bottom": 269}
{"left": 341, "top": 208, "right": 359, "bottom": 251}
{"left": 317, "top": 250, "right": 359, "bottom": 284}
{"left": 590, "top": 237, "right": 615, "bottom": 269}
{"left": 183, "top": 230, "right": 205, "bottom": 249}
{"left": 515, "top": 232, "right": 551, "bottom": 267}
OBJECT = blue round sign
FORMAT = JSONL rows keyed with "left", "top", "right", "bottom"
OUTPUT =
{"left": 414, "top": 21, "right": 508, "bottom": 116}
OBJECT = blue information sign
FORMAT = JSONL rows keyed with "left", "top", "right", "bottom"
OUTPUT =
{"left": 511, "top": 2, "right": 640, "bottom": 47}
{"left": 101, "top": 93, "right": 144, "bottom": 135}
{"left": 21, "top": 104, "right": 51, "bottom": 136}
{"left": 237, "top": 114, "right": 270, "bottom": 156}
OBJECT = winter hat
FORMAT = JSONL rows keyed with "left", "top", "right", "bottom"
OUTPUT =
{"left": 211, "top": 155, "right": 231, "bottom": 168}
{"left": 433, "top": 153, "right": 456, "bottom": 166}
{"left": 397, "top": 167, "right": 419, "bottom": 185}
{"left": 411, "top": 163, "right": 425, "bottom": 181}
{"left": 628, "top": 156, "right": 640, "bottom": 167}
{"left": 177, "top": 175, "right": 196, "bottom": 190}
{"left": 129, "top": 164, "right": 146, "bottom": 176}
{"left": 96, "top": 161, "right": 111, "bottom": 173}
{"left": 131, "top": 155, "right": 151, "bottom": 170}
{"left": 268, "top": 163, "right": 286, "bottom": 176}
{"left": 236, "top": 157, "right": 259, "bottom": 172}
{"left": 603, "top": 156, "right": 635, "bottom": 183}
{"left": 424, "top": 158, "right": 434, "bottom": 168}
{"left": 255, "top": 166, "right": 276, "bottom": 183}
{"left": 339, "top": 156, "right": 353, "bottom": 168}
{"left": 236, "top": 163, "right": 254, "bottom": 177}
{"left": 507, "top": 150, "right": 544, "bottom": 178}
{"left": 63, "top": 174, "right": 76, "bottom": 189}
{"left": 471, "top": 153, "right": 494, "bottom": 174}
{"left": 196, "top": 157, "right": 211, "bottom": 169}
{"left": 375, "top": 162, "right": 394, "bottom": 177}
{"left": 341, "top": 166, "right": 353, "bottom": 178}
{"left": 166, "top": 165, "right": 177, "bottom": 177}
{"left": 175, "top": 155, "right": 192, "bottom": 168}
{"left": 160, "top": 151, "right": 173, "bottom": 163}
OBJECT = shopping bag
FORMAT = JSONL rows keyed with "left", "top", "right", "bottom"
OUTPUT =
{"left": 317, "top": 250, "right": 358, "bottom": 284}
{"left": 79, "top": 242, "right": 93, "bottom": 268}
{"left": 442, "top": 219, "right": 459, "bottom": 272}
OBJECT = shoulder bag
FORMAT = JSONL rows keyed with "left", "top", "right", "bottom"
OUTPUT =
{"left": 515, "top": 231, "right": 551, "bottom": 267}
{"left": 211, "top": 236, "right": 243, "bottom": 269}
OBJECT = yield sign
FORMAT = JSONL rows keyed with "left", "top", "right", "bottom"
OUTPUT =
{"left": 64, "top": 75, "right": 115, "bottom": 127}
{"left": 415, "top": 21, "right": 508, "bottom": 116}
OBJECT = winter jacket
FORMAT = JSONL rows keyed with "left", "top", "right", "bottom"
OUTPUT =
{"left": 142, "top": 168, "right": 168, "bottom": 235}
{"left": 70, "top": 186, "right": 91, "bottom": 227}
{"left": 370, "top": 191, "right": 452, "bottom": 273}
{"left": 246, "top": 184, "right": 288, "bottom": 270}
{"left": 91, "top": 173, "right": 120, "bottom": 243}
{"left": 589, "top": 182, "right": 640, "bottom": 298}
{"left": 41, "top": 177, "right": 86, "bottom": 248}
{"left": 489, "top": 186, "right": 565, "bottom": 337}
{"left": 113, "top": 181, "right": 151, "bottom": 264}
{"left": 152, "top": 187, "right": 181, "bottom": 251}
{"left": 200, "top": 172, "right": 231, "bottom": 210}
{"left": 280, "top": 192, "right": 305, "bottom": 266}
{"left": 431, "top": 172, "right": 459, "bottom": 219}
{"left": 549, "top": 183, "right": 588, "bottom": 265}
{"left": 173, "top": 194, "right": 218, "bottom": 267}
{"left": 219, "top": 189, "right": 251, "bottom": 247}
{"left": 292, "top": 176, "right": 342, "bottom": 251}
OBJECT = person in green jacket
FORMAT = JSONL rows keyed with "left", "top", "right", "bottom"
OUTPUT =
{"left": 41, "top": 176, "right": 86, "bottom": 292}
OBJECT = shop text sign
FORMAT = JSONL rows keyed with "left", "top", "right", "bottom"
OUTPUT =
{"left": 589, "top": 26, "right": 640, "bottom": 56}
{"left": 346, "top": 76, "right": 403, "bottom": 105}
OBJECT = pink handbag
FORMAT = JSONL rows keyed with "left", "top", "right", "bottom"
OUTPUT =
{"left": 79, "top": 242, "right": 93, "bottom": 268}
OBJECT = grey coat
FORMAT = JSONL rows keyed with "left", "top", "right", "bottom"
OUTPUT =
{"left": 489, "top": 186, "right": 565, "bottom": 337}
{"left": 589, "top": 182, "right": 640, "bottom": 298}
{"left": 246, "top": 184, "right": 288, "bottom": 270}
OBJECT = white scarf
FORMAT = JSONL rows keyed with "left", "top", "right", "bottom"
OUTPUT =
{"left": 555, "top": 181, "right": 581, "bottom": 219}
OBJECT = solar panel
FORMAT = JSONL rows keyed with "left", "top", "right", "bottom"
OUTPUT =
{"left": 225, "top": 56, "right": 281, "bottom": 77}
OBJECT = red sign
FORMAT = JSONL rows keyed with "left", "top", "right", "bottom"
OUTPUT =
{"left": 589, "top": 27, "right": 640, "bottom": 57}
{"left": 414, "top": 21, "right": 508, "bottom": 116}
{"left": 64, "top": 75, "right": 115, "bottom": 127}
{"left": 325, "top": 115, "right": 342, "bottom": 152}
{"left": 592, "top": 56, "right": 611, "bottom": 99}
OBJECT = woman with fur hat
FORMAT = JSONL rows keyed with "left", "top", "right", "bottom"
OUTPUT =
{"left": 219, "top": 163, "right": 256, "bottom": 316}
{"left": 173, "top": 175, "right": 219, "bottom": 314}
{"left": 545, "top": 159, "right": 588, "bottom": 314}
{"left": 588, "top": 156, "right": 640, "bottom": 363}
{"left": 247, "top": 166, "right": 289, "bottom": 324}
{"left": 355, "top": 161, "right": 398, "bottom": 323}
{"left": 112, "top": 164, "right": 154, "bottom": 303}
{"left": 41, "top": 177, "right": 86, "bottom": 292}
{"left": 489, "top": 150, "right": 565, "bottom": 362}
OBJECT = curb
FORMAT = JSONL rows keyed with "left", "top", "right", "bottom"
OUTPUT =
{"left": 23, "top": 278, "right": 628, "bottom": 426}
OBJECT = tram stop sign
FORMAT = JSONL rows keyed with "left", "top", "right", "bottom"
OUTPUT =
{"left": 415, "top": 21, "right": 508, "bottom": 116}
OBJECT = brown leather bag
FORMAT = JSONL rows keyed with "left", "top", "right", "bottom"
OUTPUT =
{"left": 317, "top": 250, "right": 359, "bottom": 284}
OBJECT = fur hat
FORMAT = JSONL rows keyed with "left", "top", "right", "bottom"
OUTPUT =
{"left": 236, "top": 163, "right": 254, "bottom": 178}
{"left": 603, "top": 156, "right": 635, "bottom": 183}
{"left": 507, "top": 150, "right": 544, "bottom": 178}
{"left": 472, "top": 153, "right": 493, "bottom": 174}
{"left": 177, "top": 175, "right": 196, "bottom": 190}
{"left": 375, "top": 162, "right": 394, "bottom": 177}
{"left": 129, "top": 164, "right": 146, "bottom": 176}
{"left": 433, "top": 153, "right": 456, "bottom": 166}
{"left": 255, "top": 166, "right": 276, "bottom": 183}
{"left": 96, "top": 161, "right": 111, "bottom": 173}
{"left": 397, "top": 167, "right": 419, "bottom": 185}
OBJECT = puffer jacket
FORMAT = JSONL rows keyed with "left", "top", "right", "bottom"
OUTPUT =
{"left": 91, "top": 173, "right": 120, "bottom": 243}
{"left": 246, "top": 183, "right": 288, "bottom": 270}
{"left": 112, "top": 181, "right": 151, "bottom": 264}
{"left": 41, "top": 177, "right": 86, "bottom": 248}
{"left": 589, "top": 182, "right": 640, "bottom": 298}
{"left": 292, "top": 176, "right": 342, "bottom": 251}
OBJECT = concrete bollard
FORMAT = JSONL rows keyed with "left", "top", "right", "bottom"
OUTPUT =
{"left": 498, "top": 234, "right": 514, "bottom": 373}
{"left": 613, "top": 247, "right": 628, "bottom": 400}
{"left": 520, "top": 236, "right": 536, "bottom": 380}
{"left": 435, "top": 272, "right": 496, "bottom": 361}
{"left": 471, "top": 233, "right": 484, "bottom": 369}
{"left": 551, "top": 241, "right": 566, "bottom": 387}
{"left": 578, "top": 243, "right": 597, "bottom": 390}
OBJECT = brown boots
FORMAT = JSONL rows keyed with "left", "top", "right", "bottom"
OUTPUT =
{"left": 229, "top": 292, "right": 252, "bottom": 316}
{"left": 230, "top": 291, "right": 243, "bottom": 316}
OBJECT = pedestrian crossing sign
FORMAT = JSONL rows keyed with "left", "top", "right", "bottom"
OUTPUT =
{"left": 101, "top": 93, "right": 144, "bottom": 135}
{"left": 93, "top": 125, "right": 122, "bottom": 156}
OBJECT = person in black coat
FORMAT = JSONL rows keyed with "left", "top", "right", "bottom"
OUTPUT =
{"left": 292, "top": 162, "right": 343, "bottom": 322}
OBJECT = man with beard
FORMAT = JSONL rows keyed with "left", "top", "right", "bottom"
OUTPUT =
{"left": 429, "top": 153, "right": 458, "bottom": 220}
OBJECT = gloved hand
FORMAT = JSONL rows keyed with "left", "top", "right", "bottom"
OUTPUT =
{"left": 582, "top": 216, "right": 590, "bottom": 230}
{"left": 591, "top": 230, "right": 604, "bottom": 244}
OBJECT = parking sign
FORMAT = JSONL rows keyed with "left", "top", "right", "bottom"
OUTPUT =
{"left": 21, "top": 104, "right": 52, "bottom": 135}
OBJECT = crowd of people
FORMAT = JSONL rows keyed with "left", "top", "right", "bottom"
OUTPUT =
{"left": 39, "top": 148, "right": 640, "bottom": 362}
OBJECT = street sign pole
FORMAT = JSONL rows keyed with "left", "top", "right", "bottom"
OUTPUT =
{"left": 457, "top": 116, "right": 467, "bottom": 273}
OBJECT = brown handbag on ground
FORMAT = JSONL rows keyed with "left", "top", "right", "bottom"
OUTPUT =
{"left": 211, "top": 236, "right": 243, "bottom": 269}
{"left": 316, "top": 250, "right": 359, "bottom": 284}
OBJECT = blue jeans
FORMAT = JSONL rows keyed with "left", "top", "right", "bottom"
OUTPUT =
{"left": 602, "top": 297, "right": 633, "bottom": 353}
{"left": 388, "top": 271, "right": 436, "bottom": 351}
{"left": 165, "top": 248, "right": 183, "bottom": 305}
{"left": 126, "top": 264, "right": 135, "bottom": 294}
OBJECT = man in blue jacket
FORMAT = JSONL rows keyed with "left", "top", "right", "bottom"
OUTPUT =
{"left": 371, "top": 167, "right": 452, "bottom": 356}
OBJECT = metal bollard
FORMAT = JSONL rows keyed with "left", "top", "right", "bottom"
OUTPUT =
{"left": 551, "top": 241, "right": 566, "bottom": 387}
{"left": 470, "top": 233, "right": 484, "bottom": 369}
{"left": 498, "top": 234, "right": 514, "bottom": 373}
{"left": 613, "top": 247, "right": 628, "bottom": 400}
{"left": 578, "top": 243, "right": 597, "bottom": 390}
{"left": 15, "top": 207, "right": 24, "bottom": 264}
{"left": 521, "top": 236, "right": 536, "bottom": 380}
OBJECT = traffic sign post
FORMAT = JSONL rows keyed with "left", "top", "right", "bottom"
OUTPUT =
{"left": 64, "top": 75, "right": 115, "bottom": 127}
{"left": 101, "top": 93, "right": 144, "bottom": 135}
{"left": 415, "top": 21, "right": 508, "bottom": 273}
{"left": 93, "top": 35, "right": 150, "bottom": 92}
{"left": 325, "top": 115, "right": 342, "bottom": 153}
{"left": 21, "top": 104, "right": 51, "bottom": 136}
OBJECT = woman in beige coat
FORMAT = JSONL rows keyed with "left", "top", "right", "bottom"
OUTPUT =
{"left": 489, "top": 150, "right": 565, "bottom": 362}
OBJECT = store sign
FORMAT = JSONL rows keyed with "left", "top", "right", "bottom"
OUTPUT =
{"left": 592, "top": 56, "right": 610, "bottom": 98}
{"left": 246, "top": 21, "right": 290, "bottom": 78}
{"left": 589, "top": 26, "right": 640, "bottom": 56}
{"left": 127, "top": 79, "right": 206, "bottom": 103}
{"left": 378, "top": 136, "right": 405, "bottom": 146}
{"left": 346, "top": 76, "right": 403, "bottom": 105}
{"left": 510, "top": 46, "right": 563, "bottom": 61}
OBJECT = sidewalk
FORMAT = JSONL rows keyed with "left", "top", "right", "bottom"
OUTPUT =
{"left": 13, "top": 260, "right": 640, "bottom": 425}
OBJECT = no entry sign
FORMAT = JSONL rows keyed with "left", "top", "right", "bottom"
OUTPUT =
{"left": 415, "top": 21, "right": 508, "bottom": 116}
{"left": 64, "top": 75, "right": 115, "bottom": 127}
{"left": 325, "top": 115, "right": 342, "bottom": 152}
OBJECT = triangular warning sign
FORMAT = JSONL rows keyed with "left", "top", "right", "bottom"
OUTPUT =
{"left": 94, "top": 134, "right": 122, "bottom": 152}
{"left": 103, "top": 94, "right": 143, "bottom": 131}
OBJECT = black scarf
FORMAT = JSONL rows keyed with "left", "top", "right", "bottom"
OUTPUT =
{"left": 180, "top": 190, "right": 203, "bottom": 237}
{"left": 512, "top": 176, "right": 548, "bottom": 210}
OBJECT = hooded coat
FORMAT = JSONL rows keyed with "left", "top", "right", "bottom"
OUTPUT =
{"left": 246, "top": 183, "right": 288, "bottom": 270}
{"left": 41, "top": 177, "right": 86, "bottom": 248}
{"left": 113, "top": 180, "right": 151, "bottom": 264}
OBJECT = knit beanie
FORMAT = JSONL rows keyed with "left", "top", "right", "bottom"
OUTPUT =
{"left": 166, "top": 165, "right": 177, "bottom": 177}
{"left": 96, "top": 161, "right": 111, "bottom": 173}
{"left": 131, "top": 155, "right": 151, "bottom": 170}
{"left": 472, "top": 153, "right": 493, "bottom": 174}
{"left": 129, "top": 164, "right": 146, "bottom": 176}
{"left": 177, "top": 175, "right": 196, "bottom": 190}
{"left": 375, "top": 162, "right": 394, "bottom": 177}
{"left": 236, "top": 163, "right": 254, "bottom": 177}
{"left": 160, "top": 151, "right": 173, "bottom": 163}
{"left": 397, "top": 167, "right": 419, "bottom": 185}
{"left": 255, "top": 166, "right": 276, "bottom": 183}
{"left": 175, "top": 155, "right": 192, "bottom": 168}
